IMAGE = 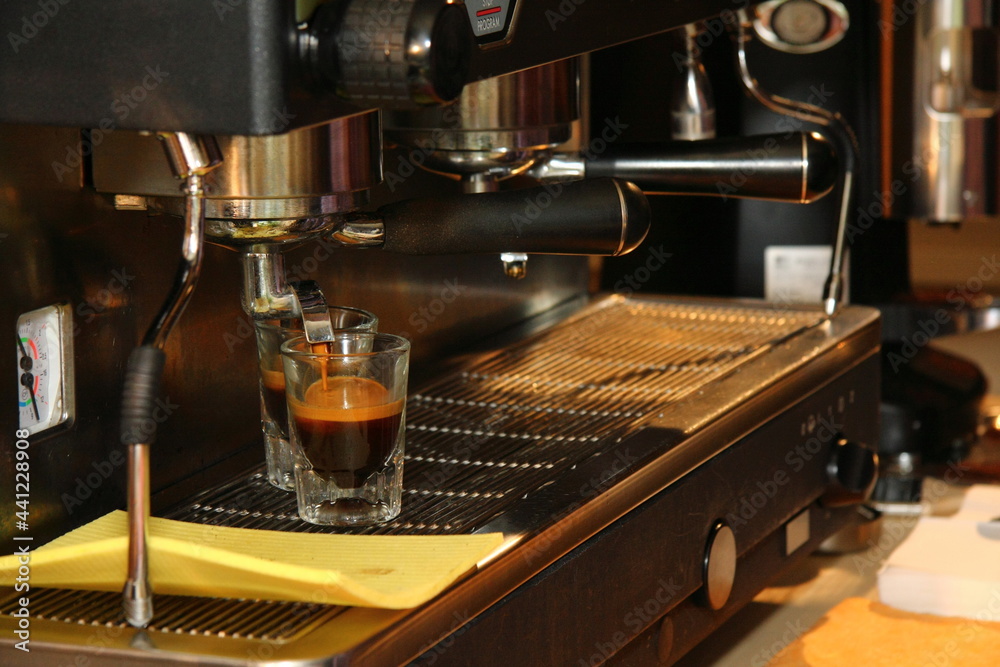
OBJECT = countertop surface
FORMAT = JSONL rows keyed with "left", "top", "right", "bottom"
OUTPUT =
{"left": 676, "top": 472, "right": 994, "bottom": 666}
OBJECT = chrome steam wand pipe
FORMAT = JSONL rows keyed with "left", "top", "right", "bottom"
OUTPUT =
{"left": 670, "top": 23, "right": 716, "bottom": 141}
{"left": 733, "top": 9, "right": 859, "bottom": 316}
{"left": 121, "top": 133, "right": 221, "bottom": 629}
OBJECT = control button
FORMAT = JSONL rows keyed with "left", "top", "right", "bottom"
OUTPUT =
{"left": 702, "top": 521, "right": 737, "bottom": 611}
{"left": 464, "top": 0, "right": 515, "bottom": 41}
{"left": 753, "top": 0, "right": 849, "bottom": 54}
{"left": 821, "top": 436, "right": 879, "bottom": 507}
{"left": 785, "top": 508, "right": 811, "bottom": 556}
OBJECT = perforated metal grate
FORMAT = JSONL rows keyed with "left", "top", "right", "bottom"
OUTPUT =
{"left": 0, "top": 587, "right": 341, "bottom": 642}
{"left": 170, "top": 299, "right": 822, "bottom": 534}
{"left": 6, "top": 298, "right": 823, "bottom": 638}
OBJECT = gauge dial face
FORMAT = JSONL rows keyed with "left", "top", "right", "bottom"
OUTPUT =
{"left": 17, "top": 304, "right": 74, "bottom": 435}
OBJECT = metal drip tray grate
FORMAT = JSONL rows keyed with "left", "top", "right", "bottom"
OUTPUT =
{"left": 6, "top": 297, "right": 825, "bottom": 642}
{"left": 170, "top": 298, "right": 821, "bottom": 535}
{"left": 0, "top": 587, "right": 340, "bottom": 642}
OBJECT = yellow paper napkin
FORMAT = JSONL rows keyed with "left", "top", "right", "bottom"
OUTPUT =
{"left": 0, "top": 511, "right": 505, "bottom": 609}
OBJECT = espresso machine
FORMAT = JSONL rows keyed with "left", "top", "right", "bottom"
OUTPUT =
{"left": 0, "top": 1, "right": 888, "bottom": 664}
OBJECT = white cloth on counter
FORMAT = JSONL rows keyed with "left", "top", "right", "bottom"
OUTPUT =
{"left": 878, "top": 485, "right": 1000, "bottom": 620}
{"left": 952, "top": 484, "right": 1000, "bottom": 522}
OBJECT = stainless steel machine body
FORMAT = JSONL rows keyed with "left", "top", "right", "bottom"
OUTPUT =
{"left": 0, "top": 1, "right": 893, "bottom": 664}
{"left": 882, "top": 0, "right": 1000, "bottom": 223}
{"left": 384, "top": 59, "right": 580, "bottom": 188}
{"left": 1, "top": 297, "right": 880, "bottom": 665}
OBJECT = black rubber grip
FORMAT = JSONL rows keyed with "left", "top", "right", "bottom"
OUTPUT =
{"left": 380, "top": 178, "right": 650, "bottom": 256}
{"left": 586, "top": 132, "right": 838, "bottom": 203}
{"left": 120, "top": 346, "right": 166, "bottom": 446}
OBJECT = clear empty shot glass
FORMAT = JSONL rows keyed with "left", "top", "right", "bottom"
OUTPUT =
{"left": 254, "top": 307, "right": 377, "bottom": 491}
{"left": 281, "top": 333, "right": 409, "bottom": 526}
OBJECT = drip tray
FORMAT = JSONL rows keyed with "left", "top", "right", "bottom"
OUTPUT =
{"left": 0, "top": 588, "right": 339, "bottom": 642}
{"left": 0, "top": 296, "right": 880, "bottom": 666}
{"left": 168, "top": 296, "right": 822, "bottom": 535}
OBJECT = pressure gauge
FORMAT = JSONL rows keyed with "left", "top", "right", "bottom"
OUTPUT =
{"left": 16, "top": 304, "right": 75, "bottom": 436}
{"left": 753, "top": 0, "right": 849, "bottom": 54}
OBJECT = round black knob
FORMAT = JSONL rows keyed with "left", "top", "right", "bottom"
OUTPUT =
{"left": 821, "top": 437, "right": 878, "bottom": 508}
{"left": 305, "top": 0, "right": 474, "bottom": 108}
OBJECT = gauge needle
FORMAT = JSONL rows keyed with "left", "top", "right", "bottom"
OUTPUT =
{"left": 16, "top": 335, "right": 40, "bottom": 422}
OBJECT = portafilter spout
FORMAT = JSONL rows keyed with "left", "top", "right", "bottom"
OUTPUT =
{"left": 120, "top": 132, "right": 221, "bottom": 629}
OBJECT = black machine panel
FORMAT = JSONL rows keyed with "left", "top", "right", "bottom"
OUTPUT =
{"left": 411, "top": 354, "right": 880, "bottom": 666}
{"left": 0, "top": 0, "right": 735, "bottom": 134}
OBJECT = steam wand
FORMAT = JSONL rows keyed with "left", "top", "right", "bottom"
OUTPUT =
{"left": 119, "top": 133, "right": 221, "bottom": 629}
{"left": 732, "top": 9, "right": 859, "bottom": 317}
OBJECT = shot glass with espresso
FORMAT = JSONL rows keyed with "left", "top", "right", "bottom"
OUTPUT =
{"left": 281, "top": 333, "right": 409, "bottom": 526}
{"left": 254, "top": 307, "right": 377, "bottom": 491}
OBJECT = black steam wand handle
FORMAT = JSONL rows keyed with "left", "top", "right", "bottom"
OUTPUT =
{"left": 585, "top": 132, "right": 838, "bottom": 203}
{"left": 372, "top": 178, "right": 651, "bottom": 256}
{"left": 120, "top": 133, "right": 221, "bottom": 630}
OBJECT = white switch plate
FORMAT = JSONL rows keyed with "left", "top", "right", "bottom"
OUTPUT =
{"left": 764, "top": 245, "right": 849, "bottom": 305}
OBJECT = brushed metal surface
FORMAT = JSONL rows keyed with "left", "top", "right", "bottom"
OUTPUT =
{"left": 385, "top": 60, "right": 579, "bottom": 151}
{"left": 882, "top": 0, "right": 1000, "bottom": 222}
{"left": 0, "top": 124, "right": 590, "bottom": 551}
{"left": 93, "top": 114, "right": 383, "bottom": 200}
{"left": 384, "top": 60, "right": 579, "bottom": 179}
